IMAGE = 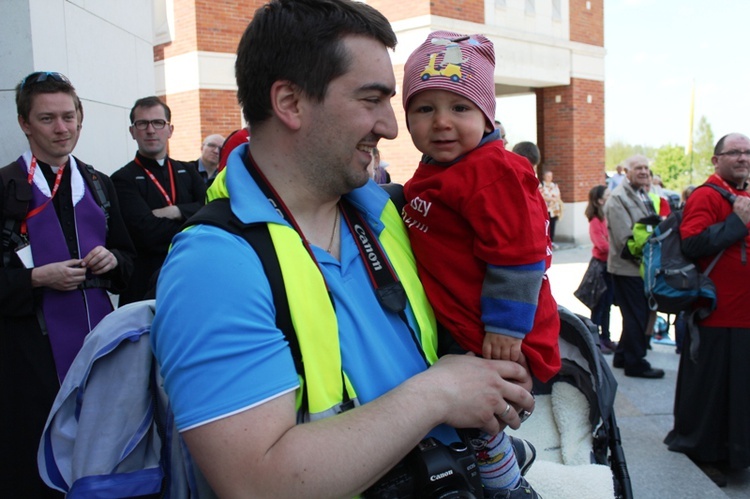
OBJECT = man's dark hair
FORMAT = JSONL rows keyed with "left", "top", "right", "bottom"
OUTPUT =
{"left": 130, "top": 96, "right": 172, "bottom": 124}
{"left": 235, "top": 0, "right": 397, "bottom": 126}
{"left": 714, "top": 134, "right": 733, "bottom": 155}
{"left": 512, "top": 141, "right": 541, "bottom": 167}
{"left": 15, "top": 72, "right": 79, "bottom": 121}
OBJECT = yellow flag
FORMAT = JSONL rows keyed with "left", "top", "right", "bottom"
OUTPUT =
{"left": 686, "top": 81, "right": 695, "bottom": 155}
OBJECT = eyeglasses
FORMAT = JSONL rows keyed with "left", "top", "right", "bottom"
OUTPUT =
{"left": 132, "top": 119, "right": 170, "bottom": 130}
{"left": 717, "top": 150, "right": 750, "bottom": 159}
{"left": 20, "top": 71, "right": 71, "bottom": 89}
{"left": 203, "top": 143, "right": 221, "bottom": 150}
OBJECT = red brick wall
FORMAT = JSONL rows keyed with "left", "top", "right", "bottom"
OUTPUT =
{"left": 536, "top": 78, "right": 605, "bottom": 203}
{"left": 162, "top": 89, "right": 241, "bottom": 162}
{"left": 195, "top": 89, "right": 242, "bottom": 139}
{"left": 368, "top": 0, "right": 430, "bottom": 22}
{"left": 195, "top": 0, "right": 256, "bottom": 53}
{"left": 154, "top": 0, "right": 196, "bottom": 62}
{"left": 154, "top": 0, "right": 258, "bottom": 61}
{"left": 370, "top": 0, "right": 482, "bottom": 24}
{"left": 432, "top": 0, "right": 484, "bottom": 24}
{"left": 570, "top": 0, "right": 603, "bottom": 47}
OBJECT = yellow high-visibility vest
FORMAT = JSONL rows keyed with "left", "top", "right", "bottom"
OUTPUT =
{"left": 206, "top": 168, "right": 438, "bottom": 419}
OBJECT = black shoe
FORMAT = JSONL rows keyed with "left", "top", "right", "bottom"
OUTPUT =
{"left": 600, "top": 338, "right": 618, "bottom": 350}
{"left": 612, "top": 356, "right": 624, "bottom": 369}
{"left": 485, "top": 477, "right": 542, "bottom": 498}
{"left": 624, "top": 367, "right": 665, "bottom": 379}
{"left": 509, "top": 436, "right": 536, "bottom": 476}
{"left": 695, "top": 462, "right": 728, "bottom": 488}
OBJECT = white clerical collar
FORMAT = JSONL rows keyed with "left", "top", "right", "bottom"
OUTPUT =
{"left": 21, "top": 150, "right": 84, "bottom": 204}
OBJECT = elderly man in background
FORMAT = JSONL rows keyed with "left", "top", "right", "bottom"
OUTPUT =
{"left": 189, "top": 133, "right": 224, "bottom": 186}
{"left": 604, "top": 155, "right": 665, "bottom": 379}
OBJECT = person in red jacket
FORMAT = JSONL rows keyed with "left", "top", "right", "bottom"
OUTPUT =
{"left": 665, "top": 132, "right": 750, "bottom": 487}
{"left": 584, "top": 185, "right": 617, "bottom": 354}
{"left": 401, "top": 31, "right": 560, "bottom": 499}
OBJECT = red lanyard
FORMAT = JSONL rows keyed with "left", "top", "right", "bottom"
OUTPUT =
{"left": 22, "top": 156, "right": 66, "bottom": 235}
{"left": 135, "top": 156, "right": 176, "bottom": 206}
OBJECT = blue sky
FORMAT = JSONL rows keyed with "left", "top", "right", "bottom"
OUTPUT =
{"left": 605, "top": 0, "right": 749, "bottom": 147}
{"left": 497, "top": 0, "right": 750, "bottom": 148}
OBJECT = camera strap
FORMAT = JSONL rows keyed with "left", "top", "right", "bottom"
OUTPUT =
{"left": 339, "top": 200, "right": 429, "bottom": 367}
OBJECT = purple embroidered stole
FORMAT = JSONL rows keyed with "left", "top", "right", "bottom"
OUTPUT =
{"left": 19, "top": 156, "right": 113, "bottom": 381}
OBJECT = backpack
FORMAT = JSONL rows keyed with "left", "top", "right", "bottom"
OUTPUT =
{"left": 38, "top": 300, "right": 198, "bottom": 497}
{"left": 641, "top": 183, "right": 734, "bottom": 316}
{"left": 38, "top": 198, "right": 298, "bottom": 498}
{"left": 0, "top": 158, "right": 110, "bottom": 267}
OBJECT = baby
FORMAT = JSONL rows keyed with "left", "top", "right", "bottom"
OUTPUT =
{"left": 401, "top": 31, "right": 561, "bottom": 499}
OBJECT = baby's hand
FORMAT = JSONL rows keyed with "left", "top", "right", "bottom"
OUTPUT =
{"left": 482, "top": 333, "right": 522, "bottom": 361}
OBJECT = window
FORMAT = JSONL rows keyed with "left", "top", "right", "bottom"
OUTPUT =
{"left": 552, "top": 0, "right": 562, "bottom": 21}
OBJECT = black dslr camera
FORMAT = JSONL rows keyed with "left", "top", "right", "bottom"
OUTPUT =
{"left": 364, "top": 437, "right": 482, "bottom": 498}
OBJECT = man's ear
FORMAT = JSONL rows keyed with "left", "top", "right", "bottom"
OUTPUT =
{"left": 270, "top": 80, "right": 304, "bottom": 130}
{"left": 129, "top": 126, "right": 136, "bottom": 140}
{"left": 17, "top": 115, "right": 31, "bottom": 136}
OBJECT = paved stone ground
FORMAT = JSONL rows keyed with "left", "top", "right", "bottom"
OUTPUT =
{"left": 548, "top": 244, "right": 749, "bottom": 498}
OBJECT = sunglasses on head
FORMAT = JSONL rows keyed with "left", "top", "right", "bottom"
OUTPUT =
{"left": 20, "top": 71, "right": 71, "bottom": 89}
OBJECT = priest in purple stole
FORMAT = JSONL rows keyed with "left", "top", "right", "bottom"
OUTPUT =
{"left": 1, "top": 72, "right": 135, "bottom": 497}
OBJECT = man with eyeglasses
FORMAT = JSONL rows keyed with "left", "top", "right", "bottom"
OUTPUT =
{"left": 112, "top": 96, "right": 206, "bottom": 305}
{"left": 0, "top": 71, "right": 135, "bottom": 497}
{"left": 665, "top": 133, "right": 750, "bottom": 486}
{"left": 187, "top": 133, "right": 225, "bottom": 186}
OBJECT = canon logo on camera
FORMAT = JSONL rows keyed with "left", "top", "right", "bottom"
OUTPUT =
{"left": 430, "top": 469, "right": 454, "bottom": 482}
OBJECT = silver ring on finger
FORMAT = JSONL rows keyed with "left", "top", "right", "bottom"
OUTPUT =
{"left": 499, "top": 401, "right": 512, "bottom": 419}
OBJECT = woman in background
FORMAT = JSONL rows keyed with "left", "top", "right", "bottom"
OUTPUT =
{"left": 540, "top": 170, "right": 563, "bottom": 248}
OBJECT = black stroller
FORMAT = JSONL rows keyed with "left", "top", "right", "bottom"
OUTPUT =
{"left": 528, "top": 306, "right": 633, "bottom": 499}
